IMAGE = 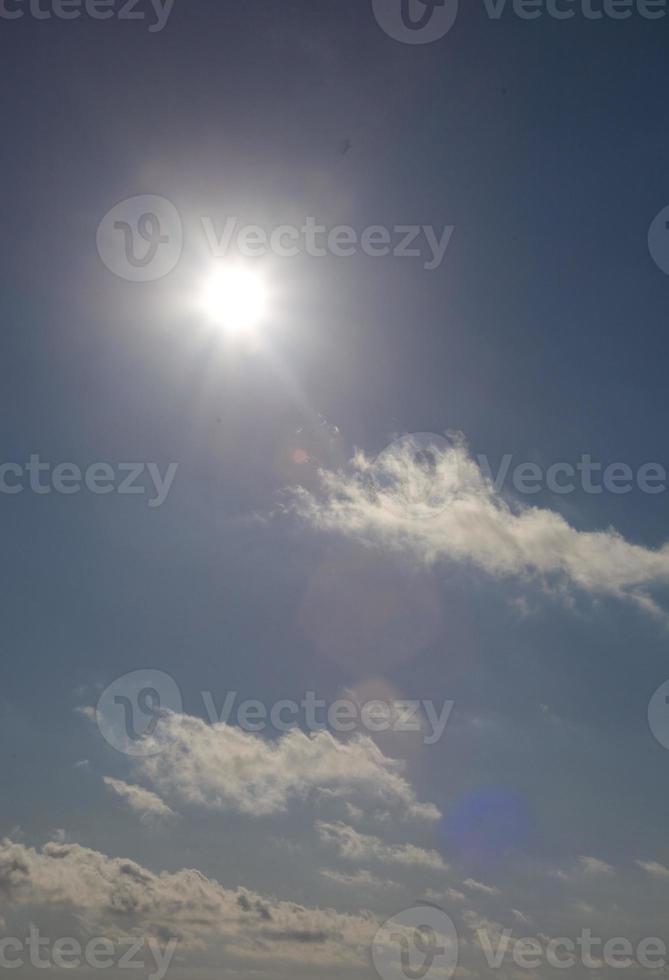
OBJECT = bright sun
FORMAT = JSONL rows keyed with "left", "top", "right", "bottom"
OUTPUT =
{"left": 200, "top": 265, "right": 267, "bottom": 334}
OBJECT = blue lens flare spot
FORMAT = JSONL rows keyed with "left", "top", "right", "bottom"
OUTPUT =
{"left": 442, "top": 787, "right": 532, "bottom": 859}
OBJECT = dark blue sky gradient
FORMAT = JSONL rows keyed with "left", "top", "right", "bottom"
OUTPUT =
{"left": 2, "top": 0, "right": 669, "bottom": 926}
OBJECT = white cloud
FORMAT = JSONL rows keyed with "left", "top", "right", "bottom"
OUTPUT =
{"left": 570, "top": 900, "right": 596, "bottom": 916}
{"left": 316, "top": 821, "right": 447, "bottom": 871}
{"left": 286, "top": 435, "right": 669, "bottom": 617}
{"left": 636, "top": 859, "right": 669, "bottom": 878}
{"left": 549, "top": 856, "right": 614, "bottom": 881}
{"left": 134, "top": 713, "right": 439, "bottom": 823}
{"left": 578, "top": 856, "right": 614, "bottom": 875}
{"left": 462, "top": 909, "right": 506, "bottom": 945}
{"left": 103, "top": 777, "right": 176, "bottom": 822}
{"left": 463, "top": 878, "right": 500, "bottom": 896}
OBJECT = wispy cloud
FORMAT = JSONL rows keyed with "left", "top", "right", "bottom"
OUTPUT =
{"left": 286, "top": 434, "right": 669, "bottom": 618}
{"left": 316, "top": 820, "right": 447, "bottom": 871}
{"left": 319, "top": 867, "right": 399, "bottom": 889}
{"left": 463, "top": 877, "right": 500, "bottom": 896}
{"left": 549, "top": 856, "right": 615, "bottom": 881}
{"left": 578, "top": 856, "right": 614, "bottom": 875}
{"left": 636, "top": 859, "right": 669, "bottom": 878}
{"left": 103, "top": 777, "right": 176, "bottom": 822}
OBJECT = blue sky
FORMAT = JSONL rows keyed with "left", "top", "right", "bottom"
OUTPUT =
{"left": 2, "top": 1, "right": 669, "bottom": 978}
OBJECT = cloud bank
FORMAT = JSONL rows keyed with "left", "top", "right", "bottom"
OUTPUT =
{"left": 0, "top": 838, "right": 376, "bottom": 967}
{"left": 316, "top": 820, "right": 447, "bottom": 871}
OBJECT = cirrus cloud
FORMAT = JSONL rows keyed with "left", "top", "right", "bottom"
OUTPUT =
{"left": 285, "top": 434, "right": 669, "bottom": 618}
{"left": 102, "top": 777, "right": 176, "bottom": 823}
{"left": 316, "top": 820, "right": 447, "bottom": 871}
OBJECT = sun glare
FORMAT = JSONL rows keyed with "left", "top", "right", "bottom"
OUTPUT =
{"left": 200, "top": 265, "right": 267, "bottom": 334}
